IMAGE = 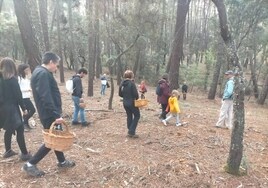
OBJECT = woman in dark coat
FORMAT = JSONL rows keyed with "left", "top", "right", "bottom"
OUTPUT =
{"left": 119, "top": 70, "right": 140, "bottom": 138}
{"left": 157, "top": 74, "right": 170, "bottom": 119}
{"left": 0, "top": 58, "right": 31, "bottom": 161}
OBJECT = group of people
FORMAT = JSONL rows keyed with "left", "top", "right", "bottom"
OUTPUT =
{"left": 0, "top": 50, "right": 234, "bottom": 178}
{"left": 0, "top": 52, "right": 76, "bottom": 177}
{"left": 119, "top": 69, "right": 235, "bottom": 139}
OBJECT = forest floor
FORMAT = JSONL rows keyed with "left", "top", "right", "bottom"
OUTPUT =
{"left": 0, "top": 71, "right": 268, "bottom": 188}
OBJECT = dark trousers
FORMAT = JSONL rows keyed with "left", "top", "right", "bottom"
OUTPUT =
{"left": 183, "top": 93, "right": 187, "bottom": 100}
{"left": 23, "top": 98, "right": 36, "bottom": 125}
{"left": 124, "top": 105, "right": 140, "bottom": 135}
{"left": 28, "top": 118, "right": 65, "bottom": 165}
{"left": 4, "top": 125, "right": 27, "bottom": 154}
{"left": 160, "top": 103, "right": 168, "bottom": 119}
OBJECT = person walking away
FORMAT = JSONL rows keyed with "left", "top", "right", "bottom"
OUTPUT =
{"left": 71, "top": 68, "right": 90, "bottom": 126}
{"left": 215, "top": 70, "right": 234, "bottom": 129}
{"left": 18, "top": 64, "right": 36, "bottom": 131}
{"left": 157, "top": 74, "right": 170, "bottom": 120}
{"left": 162, "top": 90, "right": 182, "bottom": 126}
{"left": 100, "top": 73, "right": 107, "bottom": 95}
{"left": 0, "top": 58, "right": 32, "bottom": 161}
{"left": 119, "top": 70, "right": 140, "bottom": 138}
{"left": 22, "top": 52, "right": 75, "bottom": 177}
{"left": 139, "top": 80, "right": 147, "bottom": 99}
{"left": 181, "top": 82, "right": 188, "bottom": 100}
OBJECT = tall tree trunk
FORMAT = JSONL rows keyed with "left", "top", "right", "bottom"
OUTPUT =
{"left": 95, "top": 1, "right": 101, "bottom": 78}
{"left": 67, "top": 0, "right": 78, "bottom": 71}
{"left": 56, "top": 0, "right": 64, "bottom": 83}
{"left": 168, "top": 0, "right": 191, "bottom": 90}
{"left": 212, "top": 0, "right": 245, "bottom": 175}
{"left": 250, "top": 58, "right": 259, "bottom": 99}
{"left": 257, "top": 73, "right": 268, "bottom": 105}
{"left": 38, "top": 0, "right": 50, "bottom": 51}
{"left": 208, "top": 38, "right": 225, "bottom": 99}
{"left": 13, "top": 0, "right": 41, "bottom": 70}
{"left": 29, "top": 0, "right": 45, "bottom": 53}
{"left": 86, "top": 0, "right": 94, "bottom": 97}
{"left": 0, "top": 0, "right": 3, "bottom": 13}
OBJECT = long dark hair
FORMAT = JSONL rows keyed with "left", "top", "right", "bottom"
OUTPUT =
{"left": 18, "top": 64, "right": 29, "bottom": 79}
{"left": 0, "top": 57, "right": 17, "bottom": 80}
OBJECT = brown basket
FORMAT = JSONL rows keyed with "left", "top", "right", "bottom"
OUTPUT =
{"left": 43, "top": 121, "right": 75, "bottom": 152}
{"left": 134, "top": 99, "right": 149, "bottom": 108}
{"left": 79, "top": 102, "right": 86, "bottom": 109}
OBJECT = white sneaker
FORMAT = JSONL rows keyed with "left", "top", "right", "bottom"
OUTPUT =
{"left": 176, "top": 123, "right": 182, "bottom": 126}
{"left": 162, "top": 120, "right": 167, "bottom": 126}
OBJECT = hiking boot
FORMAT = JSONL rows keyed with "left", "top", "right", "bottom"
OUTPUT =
{"left": 81, "top": 121, "right": 90, "bottom": 127}
{"left": 71, "top": 121, "right": 80, "bottom": 125}
{"left": 20, "top": 152, "right": 32, "bottom": 161}
{"left": 57, "top": 160, "right": 76, "bottom": 168}
{"left": 3, "top": 150, "right": 17, "bottom": 158}
{"left": 22, "top": 164, "right": 45, "bottom": 177}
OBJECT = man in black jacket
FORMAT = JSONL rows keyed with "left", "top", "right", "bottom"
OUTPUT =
{"left": 22, "top": 52, "right": 75, "bottom": 177}
{"left": 71, "top": 68, "right": 90, "bottom": 126}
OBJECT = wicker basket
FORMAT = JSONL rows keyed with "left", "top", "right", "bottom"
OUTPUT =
{"left": 134, "top": 99, "right": 149, "bottom": 108}
{"left": 79, "top": 102, "right": 86, "bottom": 109}
{"left": 43, "top": 121, "right": 75, "bottom": 152}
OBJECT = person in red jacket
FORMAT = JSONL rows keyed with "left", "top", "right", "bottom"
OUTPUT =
{"left": 139, "top": 80, "right": 147, "bottom": 99}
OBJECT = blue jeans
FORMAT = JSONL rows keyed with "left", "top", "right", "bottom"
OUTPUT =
{"left": 101, "top": 84, "right": 106, "bottom": 95}
{"left": 72, "top": 96, "right": 86, "bottom": 123}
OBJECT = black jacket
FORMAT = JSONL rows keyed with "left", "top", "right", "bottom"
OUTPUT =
{"left": 31, "top": 66, "right": 62, "bottom": 121}
{"left": 72, "top": 75, "right": 83, "bottom": 98}
{"left": 119, "top": 79, "right": 139, "bottom": 107}
{"left": 0, "top": 76, "right": 26, "bottom": 130}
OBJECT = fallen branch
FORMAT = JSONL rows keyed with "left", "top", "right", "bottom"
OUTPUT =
{"left": 86, "top": 148, "right": 102, "bottom": 153}
{"left": 195, "top": 163, "right": 201, "bottom": 174}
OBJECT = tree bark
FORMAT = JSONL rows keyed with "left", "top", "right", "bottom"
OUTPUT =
{"left": 38, "top": 0, "right": 50, "bottom": 51}
{"left": 0, "top": 0, "right": 3, "bottom": 13}
{"left": 56, "top": 0, "right": 64, "bottom": 83}
{"left": 212, "top": 0, "right": 245, "bottom": 175}
{"left": 208, "top": 39, "right": 225, "bottom": 99}
{"left": 257, "top": 73, "right": 268, "bottom": 105}
{"left": 250, "top": 58, "right": 259, "bottom": 99}
{"left": 168, "top": 0, "right": 191, "bottom": 90}
{"left": 29, "top": 0, "right": 45, "bottom": 53}
{"left": 13, "top": 0, "right": 41, "bottom": 70}
{"left": 67, "top": 0, "right": 78, "bottom": 71}
{"left": 86, "top": 0, "right": 94, "bottom": 97}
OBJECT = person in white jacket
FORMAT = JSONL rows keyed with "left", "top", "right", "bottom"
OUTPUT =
{"left": 18, "top": 64, "right": 36, "bottom": 131}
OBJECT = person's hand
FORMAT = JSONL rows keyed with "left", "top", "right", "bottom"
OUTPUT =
{"left": 23, "top": 110, "right": 28, "bottom": 116}
{"left": 55, "top": 117, "right": 64, "bottom": 124}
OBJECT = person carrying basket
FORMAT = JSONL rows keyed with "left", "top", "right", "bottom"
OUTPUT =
{"left": 22, "top": 52, "right": 75, "bottom": 177}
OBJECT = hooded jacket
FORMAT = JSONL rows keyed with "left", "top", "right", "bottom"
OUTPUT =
{"left": 157, "top": 79, "right": 170, "bottom": 104}
{"left": 168, "top": 96, "right": 180, "bottom": 113}
{"left": 119, "top": 79, "right": 139, "bottom": 107}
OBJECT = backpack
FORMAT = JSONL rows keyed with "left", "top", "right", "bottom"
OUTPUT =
{"left": 156, "top": 84, "right": 163, "bottom": 96}
{"left": 65, "top": 78, "right": 74, "bottom": 94}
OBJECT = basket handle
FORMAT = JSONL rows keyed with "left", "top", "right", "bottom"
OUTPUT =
{"left": 49, "top": 121, "right": 69, "bottom": 134}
